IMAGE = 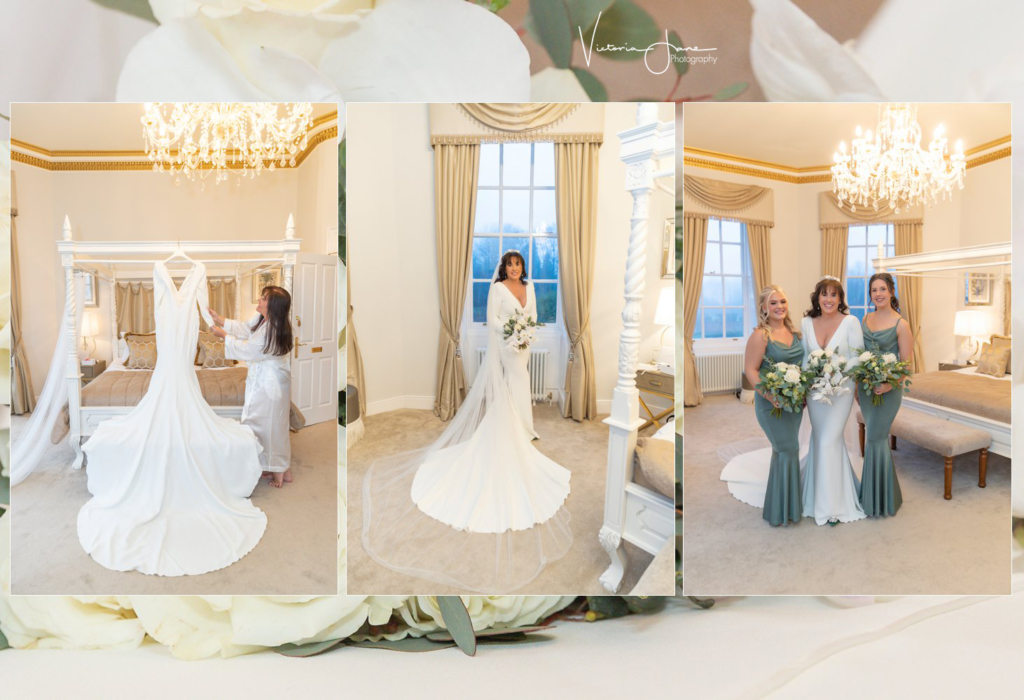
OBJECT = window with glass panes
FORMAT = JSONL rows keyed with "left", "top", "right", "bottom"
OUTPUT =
{"left": 469, "top": 142, "right": 559, "bottom": 325}
{"left": 694, "top": 218, "right": 754, "bottom": 340}
{"left": 845, "top": 223, "right": 896, "bottom": 321}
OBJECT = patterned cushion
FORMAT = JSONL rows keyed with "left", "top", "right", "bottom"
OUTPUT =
{"left": 196, "top": 331, "right": 216, "bottom": 366}
{"left": 124, "top": 333, "right": 158, "bottom": 370}
{"left": 990, "top": 333, "right": 1011, "bottom": 374}
{"left": 200, "top": 334, "right": 236, "bottom": 368}
{"left": 976, "top": 342, "right": 1010, "bottom": 378}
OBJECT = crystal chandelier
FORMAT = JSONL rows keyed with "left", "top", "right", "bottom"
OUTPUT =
{"left": 141, "top": 103, "right": 314, "bottom": 185}
{"left": 831, "top": 103, "right": 965, "bottom": 213}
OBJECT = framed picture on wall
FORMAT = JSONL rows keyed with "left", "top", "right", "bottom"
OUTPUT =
{"left": 83, "top": 272, "right": 98, "bottom": 308}
{"left": 252, "top": 268, "right": 281, "bottom": 303}
{"left": 966, "top": 271, "right": 992, "bottom": 306}
{"left": 662, "top": 217, "right": 675, "bottom": 279}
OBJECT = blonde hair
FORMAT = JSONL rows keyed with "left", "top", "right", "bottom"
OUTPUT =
{"left": 756, "top": 285, "right": 801, "bottom": 341}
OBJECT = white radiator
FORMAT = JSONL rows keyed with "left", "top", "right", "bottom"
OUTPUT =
{"left": 696, "top": 352, "right": 744, "bottom": 393}
{"left": 476, "top": 347, "right": 550, "bottom": 402}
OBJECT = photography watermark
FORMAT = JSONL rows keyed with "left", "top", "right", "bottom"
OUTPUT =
{"left": 579, "top": 11, "right": 717, "bottom": 74}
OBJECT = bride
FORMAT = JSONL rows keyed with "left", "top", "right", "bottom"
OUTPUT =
{"left": 800, "top": 276, "right": 866, "bottom": 526}
{"left": 361, "top": 250, "right": 573, "bottom": 591}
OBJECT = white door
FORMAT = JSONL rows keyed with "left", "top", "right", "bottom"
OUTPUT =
{"left": 290, "top": 253, "right": 338, "bottom": 425}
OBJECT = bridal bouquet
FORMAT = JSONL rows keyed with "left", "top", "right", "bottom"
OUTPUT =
{"left": 502, "top": 310, "right": 541, "bottom": 353}
{"left": 806, "top": 348, "right": 851, "bottom": 405}
{"left": 849, "top": 351, "right": 912, "bottom": 406}
{"left": 756, "top": 361, "right": 813, "bottom": 418}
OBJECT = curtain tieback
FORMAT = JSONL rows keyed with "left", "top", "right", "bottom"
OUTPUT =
{"left": 441, "top": 323, "right": 462, "bottom": 358}
{"left": 567, "top": 317, "right": 591, "bottom": 361}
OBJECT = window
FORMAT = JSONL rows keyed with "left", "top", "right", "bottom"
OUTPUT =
{"left": 469, "top": 142, "right": 558, "bottom": 325}
{"left": 846, "top": 223, "right": 895, "bottom": 320}
{"left": 694, "top": 218, "right": 755, "bottom": 341}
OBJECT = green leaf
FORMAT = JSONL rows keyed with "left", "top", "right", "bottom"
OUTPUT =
{"left": 571, "top": 67, "right": 608, "bottom": 102}
{"left": 273, "top": 638, "right": 345, "bottom": 657}
{"left": 90, "top": 0, "right": 157, "bottom": 23}
{"left": 668, "top": 31, "right": 688, "bottom": 76}
{"left": 338, "top": 139, "right": 346, "bottom": 263}
{"left": 0, "top": 625, "right": 8, "bottom": 650}
{"left": 567, "top": 0, "right": 617, "bottom": 36}
{"left": 687, "top": 596, "right": 715, "bottom": 610}
{"left": 426, "top": 625, "right": 552, "bottom": 642}
{"left": 623, "top": 596, "right": 666, "bottom": 613}
{"left": 474, "top": 0, "right": 510, "bottom": 11}
{"left": 712, "top": 82, "right": 748, "bottom": 101}
{"left": 587, "top": 0, "right": 660, "bottom": 62}
{"left": 347, "top": 637, "right": 457, "bottom": 652}
{"left": 436, "top": 597, "right": 477, "bottom": 656}
{"left": 526, "top": 0, "right": 574, "bottom": 69}
{"left": 586, "top": 596, "right": 631, "bottom": 619}
{"left": 0, "top": 474, "right": 9, "bottom": 513}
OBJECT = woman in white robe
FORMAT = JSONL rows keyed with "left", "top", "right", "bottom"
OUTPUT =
{"left": 209, "top": 286, "right": 293, "bottom": 487}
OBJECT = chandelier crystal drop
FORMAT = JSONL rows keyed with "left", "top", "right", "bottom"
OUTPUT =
{"left": 142, "top": 103, "right": 314, "bottom": 184}
{"left": 831, "top": 103, "right": 966, "bottom": 214}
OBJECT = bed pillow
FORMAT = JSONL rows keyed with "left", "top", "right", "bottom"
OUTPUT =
{"left": 199, "top": 334, "right": 236, "bottom": 368}
{"left": 990, "top": 333, "right": 1011, "bottom": 374}
{"left": 123, "top": 332, "right": 158, "bottom": 370}
{"left": 195, "top": 331, "right": 216, "bottom": 366}
{"left": 635, "top": 437, "right": 675, "bottom": 499}
{"left": 976, "top": 342, "right": 1010, "bottom": 378}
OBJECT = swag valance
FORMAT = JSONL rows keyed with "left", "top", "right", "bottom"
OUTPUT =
{"left": 819, "top": 191, "right": 923, "bottom": 225}
{"left": 683, "top": 174, "right": 775, "bottom": 226}
{"left": 429, "top": 103, "right": 604, "bottom": 145}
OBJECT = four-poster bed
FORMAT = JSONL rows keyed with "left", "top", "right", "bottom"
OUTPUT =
{"left": 58, "top": 213, "right": 301, "bottom": 469}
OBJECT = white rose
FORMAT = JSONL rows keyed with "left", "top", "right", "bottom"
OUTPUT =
{"left": 784, "top": 368, "right": 801, "bottom": 383}
{"left": 859, "top": 351, "right": 874, "bottom": 363}
{"left": 823, "top": 364, "right": 833, "bottom": 374}
{"left": 811, "top": 349, "right": 824, "bottom": 358}
{"left": 882, "top": 353, "right": 898, "bottom": 364}
{"left": 398, "top": 595, "right": 574, "bottom": 635}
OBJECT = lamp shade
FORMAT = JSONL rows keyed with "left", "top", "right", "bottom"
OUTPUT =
{"left": 953, "top": 310, "right": 988, "bottom": 337}
{"left": 654, "top": 286, "right": 674, "bottom": 327}
{"left": 81, "top": 311, "right": 98, "bottom": 338}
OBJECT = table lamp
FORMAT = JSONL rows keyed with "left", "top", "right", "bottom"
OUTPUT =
{"left": 654, "top": 285, "right": 675, "bottom": 369}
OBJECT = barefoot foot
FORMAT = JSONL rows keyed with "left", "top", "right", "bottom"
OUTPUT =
{"left": 283, "top": 469, "right": 293, "bottom": 483}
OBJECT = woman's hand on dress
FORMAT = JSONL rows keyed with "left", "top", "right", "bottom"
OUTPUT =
{"left": 874, "top": 383, "right": 893, "bottom": 395}
{"left": 207, "top": 307, "right": 225, "bottom": 326}
{"left": 209, "top": 325, "right": 227, "bottom": 339}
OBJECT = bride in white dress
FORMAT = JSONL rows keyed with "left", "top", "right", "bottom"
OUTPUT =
{"left": 77, "top": 258, "right": 267, "bottom": 576}
{"left": 799, "top": 277, "right": 866, "bottom": 526}
{"left": 361, "top": 250, "right": 572, "bottom": 591}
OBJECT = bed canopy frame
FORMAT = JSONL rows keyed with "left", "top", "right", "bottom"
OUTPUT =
{"left": 58, "top": 213, "right": 301, "bottom": 469}
{"left": 599, "top": 104, "right": 675, "bottom": 593}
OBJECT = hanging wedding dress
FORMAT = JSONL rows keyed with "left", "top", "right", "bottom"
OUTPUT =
{"left": 77, "top": 261, "right": 267, "bottom": 576}
{"left": 361, "top": 269, "right": 573, "bottom": 592}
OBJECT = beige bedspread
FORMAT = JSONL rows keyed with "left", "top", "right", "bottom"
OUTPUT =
{"left": 905, "top": 371, "right": 1010, "bottom": 424}
{"left": 81, "top": 367, "right": 248, "bottom": 406}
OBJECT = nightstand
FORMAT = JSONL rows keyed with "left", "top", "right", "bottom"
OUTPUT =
{"left": 635, "top": 366, "right": 674, "bottom": 431}
{"left": 81, "top": 360, "right": 107, "bottom": 385}
{"left": 938, "top": 361, "right": 975, "bottom": 371}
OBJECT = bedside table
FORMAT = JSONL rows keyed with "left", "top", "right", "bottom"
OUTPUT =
{"left": 81, "top": 360, "right": 107, "bottom": 385}
{"left": 938, "top": 361, "right": 975, "bottom": 372}
{"left": 635, "top": 367, "right": 674, "bottom": 431}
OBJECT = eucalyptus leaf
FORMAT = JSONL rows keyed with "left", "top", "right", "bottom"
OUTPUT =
{"left": 586, "top": 596, "right": 631, "bottom": 619}
{"left": 525, "top": 0, "right": 574, "bottom": 69}
{"left": 273, "top": 638, "right": 345, "bottom": 657}
{"left": 90, "top": 0, "right": 157, "bottom": 23}
{"left": 587, "top": 0, "right": 660, "bottom": 62}
{"left": 571, "top": 67, "right": 608, "bottom": 102}
{"left": 0, "top": 473, "right": 9, "bottom": 513}
{"left": 688, "top": 596, "right": 715, "bottom": 610}
{"left": 436, "top": 597, "right": 477, "bottom": 656}
{"left": 338, "top": 139, "right": 346, "bottom": 261}
{"left": 713, "top": 82, "right": 748, "bottom": 101}
{"left": 426, "top": 624, "right": 552, "bottom": 642}
{"left": 667, "top": 31, "right": 688, "bottom": 77}
{"left": 567, "top": 0, "right": 616, "bottom": 36}
{"left": 623, "top": 596, "right": 666, "bottom": 614}
{"left": 0, "top": 626, "right": 8, "bottom": 650}
{"left": 474, "top": 0, "right": 510, "bottom": 11}
{"left": 348, "top": 637, "right": 456, "bottom": 652}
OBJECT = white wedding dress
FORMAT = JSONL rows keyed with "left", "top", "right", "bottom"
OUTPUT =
{"left": 77, "top": 261, "right": 267, "bottom": 576}
{"left": 361, "top": 276, "right": 573, "bottom": 592}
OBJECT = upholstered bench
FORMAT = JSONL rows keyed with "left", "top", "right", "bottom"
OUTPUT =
{"left": 855, "top": 408, "right": 991, "bottom": 500}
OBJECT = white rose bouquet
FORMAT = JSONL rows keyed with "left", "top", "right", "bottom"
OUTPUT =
{"left": 756, "top": 360, "right": 813, "bottom": 418}
{"left": 806, "top": 348, "right": 851, "bottom": 405}
{"left": 849, "top": 350, "right": 912, "bottom": 406}
{"left": 502, "top": 310, "right": 541, "bottom": 353}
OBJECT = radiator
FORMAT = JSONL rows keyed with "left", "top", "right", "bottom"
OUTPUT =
{"left": 696, "top": 352, "right": 744, "bottom": 394}
{"left": 476, "top": 347, "right": 550, "bottom": 402}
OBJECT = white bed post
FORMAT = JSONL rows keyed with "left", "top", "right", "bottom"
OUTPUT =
{"left": 598, "top": 104, "right": 663, "bottom": 592}
{"left": 109, "top": 270, "right": 119, "bottom": 360}
{"left": 282, "top": 213, "right": 296, "bottom": 294}
{"left": 61, "top": 215, "right": 85, "bottom": 469}
{"left": 234, "top": 265, "right": 242, "bottom": 320}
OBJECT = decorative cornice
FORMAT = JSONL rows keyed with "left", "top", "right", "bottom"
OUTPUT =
{"left": 683, "top": 146, "right": 828, "bottom": 174}
{"left": 964, "top": 134, "right": 1011, "bottom": 156}
{"left": 431, "top": 132, "right": 603, "bottom": 145}
{"left": 312, "top": 110, "right": 338, "bottom": 128}
{"left": 965, "top": 146, "right": 1011, "bottom": 169}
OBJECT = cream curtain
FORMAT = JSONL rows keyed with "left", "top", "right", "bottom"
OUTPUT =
{"left": 683, "top": 214, "right": 709, "bottom": 407}
{"left": 555, "top": 140, "right": 600, "bottom": 421}
{"left": 746, "top": 222, "right": 772, "bottom": 295}
{"left": 1005, "top": 279, "right": 1012, "bottom": 336}
{"left": 458, "top": 103, "right": 578, "bottom": 133}
{"left": 347, "top": 263, "right": 367, "bottom": 417}
{"left": 115, "top": 282, "right": 156, "bottom": 335}
{"left": 10, "top": 174, "right": 35, "bottom": 414}
{"left": 820, "top": 224, "right": 849, "bottom": 281}
{"left": 894, "top": 221, "right": 925, "bottom": 373}
{"left": 201, "top": 278, "right": 236, "bottom": 332}
{"left": 432, "top": 143, "right": 480, "bottom": 421}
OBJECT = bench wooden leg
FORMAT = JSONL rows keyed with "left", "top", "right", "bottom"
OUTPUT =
{"left": 979, "top": 448, "right": 988, "bottom": 488}
{"left": 944, "top": 456, "right": 953, "bottom": 500}
{"left": 858, "top": 422, "right": 865, "bottom": 457}
{"left": 890, "top": 435, "right": 897, "bottom": 450}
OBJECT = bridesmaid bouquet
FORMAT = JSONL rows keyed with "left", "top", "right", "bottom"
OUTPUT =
{"left": 806, "top": 348, "right": 851, "bottom": 405}
{"left": 850, "top": 351, "right": 913, "bottom": 406}
{"left": 503, "top": 310, "right": 542, "bottom": 353}
{"left": 757, "top": 361, "right": 813, "bottom": 418}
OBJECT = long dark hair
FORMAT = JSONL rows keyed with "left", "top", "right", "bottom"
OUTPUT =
{"left": 252, "top": 285, "right": 293, "bottom": 356}
{"left": 805, "top": 278, "right": 849, "bottom": 317}
{"left": 868, "top": 272, "right": 901, "bottom": 313}
{"left": 493, "top": 250, "right": 528, "bottom": 285}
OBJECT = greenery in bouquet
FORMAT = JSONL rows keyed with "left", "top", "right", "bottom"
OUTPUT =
{"left": 756, "top": 360, "right": 813, "bottom": 418}
{"left": 502, "top": 310, "right": 541, "bottom": 352}
{"left": 849, "top": 350, "right": 912, "bottom": 406}
{"left": 805, "top": 348, "right": 851, "bottom": 405}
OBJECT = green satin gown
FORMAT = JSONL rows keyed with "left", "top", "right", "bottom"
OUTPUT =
{"left": 858, "top": 318, "right": 904, "bottom": 517}
{"left": 755, "top": 336, "right": 805, "bottom": 526}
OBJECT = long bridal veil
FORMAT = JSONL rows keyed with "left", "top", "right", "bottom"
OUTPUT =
{"left": 361, "top": 263, "right": 572, "bottom": 593}
{"left": 11, "top": 275, "right": 86, "bottom": 486}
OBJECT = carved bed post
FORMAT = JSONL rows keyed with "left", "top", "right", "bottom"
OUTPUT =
{"left": 234, "top": 265, "right": 242, "bottom": 320}
{"left": 283, "top": 213, "right": 296, "bottom": 294}
{"left": 109, "top": 269, "right": 119, "bottom": 361}
{"left": 61, "top": 215, "right": 85, "bottom": 469}
{"left": 599, "top": 104, "right": 661, "bottom": 593}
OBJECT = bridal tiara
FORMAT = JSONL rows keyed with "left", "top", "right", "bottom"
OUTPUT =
{"left": 505, "top": 249, "right": 523, "bottom": 255}
{"left": 819, "top": 275, "right": 841, "bottom": 283}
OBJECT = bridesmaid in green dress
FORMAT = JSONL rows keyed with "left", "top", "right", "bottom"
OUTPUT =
{"left": 858, "top": 273, "right": 915, "bottom": 517}
{"left": 744, "top": 285, "right": 806, "bottom": 526}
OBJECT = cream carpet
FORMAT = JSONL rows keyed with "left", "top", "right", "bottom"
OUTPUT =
{"left": 9, "top": 416, "right": 338, "bottom": 595}
{"left": 347, "top": 405, "right": 662, "bottom": 595}
{"left": 684, "top": 394, "right": 1010, "bottom": 595}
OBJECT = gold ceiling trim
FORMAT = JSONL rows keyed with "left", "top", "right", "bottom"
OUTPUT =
{"left": 964, "top": 134, "right": 1011, "bottom": 156}
{"left": 12, "top": 126, "right": 339, "bottom": 172}
{"left": 312, "top": 110, "right": 339, "bottom": 128}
